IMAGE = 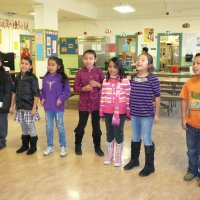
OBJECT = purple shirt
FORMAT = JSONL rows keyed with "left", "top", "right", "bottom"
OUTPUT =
{"left": 74, "top": 66, "right": 104, "bottom": 112}
{"left": 41, "top": 73, "right": 70, "bottom": 112}
{"left": 130, "top": 73, "right": 160, "bottom": 117}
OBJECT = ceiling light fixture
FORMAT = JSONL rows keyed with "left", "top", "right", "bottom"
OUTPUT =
{"left": 29, "top": 12, "right": 35, "bottom": 16}
{"left": 113, "top": 4, "right": 135, "bottom": 13}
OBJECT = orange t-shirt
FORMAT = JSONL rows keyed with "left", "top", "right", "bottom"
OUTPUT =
{"left": 179, "top": 76, "right": 200, "bottom": 128}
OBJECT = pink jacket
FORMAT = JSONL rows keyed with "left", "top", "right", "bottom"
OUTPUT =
{"left": 100, "top": 77, "right": 131, "bottom": 118}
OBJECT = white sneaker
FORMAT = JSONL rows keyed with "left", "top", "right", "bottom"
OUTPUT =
{"left": 43, "top": 146, "right": 54, "bottom": 156}
{"left": 60, "top": 147, "right": 67, "bottom": 157}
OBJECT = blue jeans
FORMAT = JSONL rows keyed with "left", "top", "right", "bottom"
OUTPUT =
{"left": 131, "top": 116, "right": 154, "bottom": 146}
{"left": 104, "top": 113, "right": 126, "bottom": 144}
{"left": 186, "top": 123, "right": 200, "bottom": 177}
{"left": 45, "top": 112, "right": 66, "bottom": 148}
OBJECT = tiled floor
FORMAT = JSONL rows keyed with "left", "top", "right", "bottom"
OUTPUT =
{"left": 0, "top": 103, "right": 199, "bottom": 200}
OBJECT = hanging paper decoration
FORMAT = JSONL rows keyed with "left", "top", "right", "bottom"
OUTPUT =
{"left": 0, "top": 18, "right": 29, "bottom": 30}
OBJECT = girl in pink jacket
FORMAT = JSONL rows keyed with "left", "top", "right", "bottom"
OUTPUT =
{"left": 100, "top": 57, "right": 130, "bottom": 167}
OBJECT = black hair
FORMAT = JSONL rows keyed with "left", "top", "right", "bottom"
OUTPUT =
{"left": 142, "top": 47, "right": 148, "bottom": 53}
{"left": 83, "top": 49, "right": 97, "bottom": 59}
{"left": 46, "top": 56, "right": 68, "bottom": 87}
{"left": 0, "top": 56, "right": 4, "bottom": 67}
{"left": 106, "top": 57, "right": 126, "bottom": 82}
{"left": 195, "top": 53, "right": 200, "bottom": 57}
{"left": 21, "top": 56, "right": 33, "bottom": 74}
{"left": 138, "top": 53, "right": 154, "bottom": 73}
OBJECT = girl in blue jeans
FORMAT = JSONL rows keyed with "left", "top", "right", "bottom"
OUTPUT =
{"left": 124, "top": 53, "right": 160, "bottom": 177}
{"left": 41, "top": 56, "right": 70, "bottom": 157}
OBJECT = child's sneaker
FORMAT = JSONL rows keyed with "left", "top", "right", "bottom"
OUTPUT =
{"left": 183, "top": 172, "right": 195, "bottom": 181}
{"left": 60, "top": 147, "right": 67, "bottom": 157}
{"left": 43, "top": 146, "right": 54, "bottom": 156}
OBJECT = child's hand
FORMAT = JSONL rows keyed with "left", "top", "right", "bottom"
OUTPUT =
{"left": 56, "top": 99, "right": 62, "bottom": 106}
{"left": 31, "top": 107, "right": 37, "bottom": 116}
{"left": 182, "top": 118, "right": 187, "bottom": 130}
{"left": 82, "top": 84, "right": 93, "bottom": 91}
{"left": 154, "top": 115, "right": 159, "bottom": 124}
{"left": 90, "top": 81, "right": 101, "bottom": 88}
{"left": 9, "top": 106, "right": 14, "bottom": 115}
{"left": 41, "top": 99, "right": 45, "bottom": 107}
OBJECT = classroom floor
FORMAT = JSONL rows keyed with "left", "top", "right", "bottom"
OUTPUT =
{"left": 0, "top": 102, "right": 200, "bottom": 200}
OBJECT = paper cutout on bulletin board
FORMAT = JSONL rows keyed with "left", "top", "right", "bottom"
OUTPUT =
{"left": 144, "top": 28, "right": 154, "bottom": 42}
{"left": 60, "top": 37, "right": 78, "bottom": 54}
{"left": 108, "top": 43, "right": 116, "bottom": 52}
{"left": 35, "top": 29, "right": 44, "bottom": 60}
{"left": 45, "top": 30, "right": 58, "bottom": 58}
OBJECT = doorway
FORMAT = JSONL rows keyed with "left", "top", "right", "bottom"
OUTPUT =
{"left": 157, "top": 33, "right": 182, "bottom": 71}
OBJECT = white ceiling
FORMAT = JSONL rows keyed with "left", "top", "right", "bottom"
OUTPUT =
{"left": 0, "top": 0, "right": 200, "bottom": 21}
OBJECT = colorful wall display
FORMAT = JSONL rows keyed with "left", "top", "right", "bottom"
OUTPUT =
{"left": 59, "top": 37, "right": 78, "bottom": 54}
{"left": 35, "top": 29, "right": 44, "bottom": 61}
{"left": 0, "top": 17, "right": 29, "bottom": 30}
{"left": 116, "top": 35, "right": 138, "bottom": 65}
{"left": 144, "top": 28, "right": 154, "bottom": 42}
{"left": 45, "top": 30, "right": 58, "bottom": 58}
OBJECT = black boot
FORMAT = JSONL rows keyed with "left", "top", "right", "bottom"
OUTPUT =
{"left": 16, "top": 135, "right": 29, "bottom": 153}
{"left": 27, "top": 136, "right": 38, "bottom": 155}
{"left": 93, "top": 134, "right": 104, "bottom": 157}
{"left": 75, "top": 129, "right": 84, "bottom": 155}
{"left": 124, "top": 140, "right": 141, "bottom": 170}
{"left": 139, "top": 143, "right": 155, "bottom": 177}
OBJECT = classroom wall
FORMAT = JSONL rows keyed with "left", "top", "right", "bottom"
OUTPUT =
{"left": 59, "top": 16, "right": 200, "bottom": 68}
{"left": 0, "top": 13, "right": 34, "bottom": 71}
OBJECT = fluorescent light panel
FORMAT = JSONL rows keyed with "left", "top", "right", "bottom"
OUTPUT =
{"left": 29, "top": 12, "right": 35, "bottom": 16}
{"left": 113, "top": 5, "right": 135, "bottom": 13}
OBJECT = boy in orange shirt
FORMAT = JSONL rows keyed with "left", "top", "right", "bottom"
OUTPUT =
{"left": 179, "top": 53, "right": 200, "bottom": 186}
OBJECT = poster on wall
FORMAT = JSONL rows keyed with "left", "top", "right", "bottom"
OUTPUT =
{"left": 116, "top": 35, "right": 137, "bottom": 65}
{"left": 144, "top": 28, "right": 154, "bottom": 42}
{"left": 60, "top": 37, "right": 78, "bottom": 54}
{"left": 35, "top": 29, "right": 44, "bottom": 60}
{"left": 45, "top": 30, "right": 58, "bottom": 58}
{"left": 20, "top": 35, "right": 34, "bottom": 59}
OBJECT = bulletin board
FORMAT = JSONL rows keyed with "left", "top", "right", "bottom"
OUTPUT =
{"left": 116, "top": 35, "right": 138, "bottom": 65}
{"left": 59, "top": 37, "right": 78, "bottom": 54}
{"left": 45, "top": 30, "right": 58, "bottom": 58}
{"left": 35, "top": 29, "right": 44, "bottom": 61}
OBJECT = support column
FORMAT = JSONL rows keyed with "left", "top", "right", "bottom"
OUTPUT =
{"left": 34, "top": 4, "right": 59, "bottom": 88}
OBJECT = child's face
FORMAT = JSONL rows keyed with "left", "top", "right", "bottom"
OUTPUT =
{"left": 20, "top": 59, "right": 32, "bottom": 74}
{"left": 136, "top": 54, "right": 149, "bottom": 72}
{"left": 108, "top": 61, "right": 119, "bottom": 76}
{"left": 48, "top": 60, "right": 59, "bottom": 74}
{"left": 192, "top": 56, "right": 200, "bottom": 76}
{"left": 82, "top": 53, "right": 96, "bottom": 70}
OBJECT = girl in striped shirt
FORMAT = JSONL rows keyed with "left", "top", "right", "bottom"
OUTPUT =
{"left": 124, "top": 53, "right": 160, "bottom": 176}
{"left": 100, "top": 57, "right": 130, "bottom": 167}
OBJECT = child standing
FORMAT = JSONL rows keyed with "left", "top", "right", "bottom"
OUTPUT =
{"left": 100, "top": 57, "right": 130, "bottom": 167}
{"left": 0, "top": 58, "right": 13, "bottom": 149}
{"left": 179, "top": 53, "right": 200, "bottom": 186}
{"left": 74, "top": 49, "right": 104, "bottom": 156}
{"left": 41, "top": 57, "right": 70, "bottom": 157}
{"left": 124, "top": 53, "right": 160, "bottom": 176}
{"left": 10, "top": 57, "right": 40, "bottom": 155}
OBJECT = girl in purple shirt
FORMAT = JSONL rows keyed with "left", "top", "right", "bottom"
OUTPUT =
{"left": 74, "top": 49, "right": 104, "bottom": 156}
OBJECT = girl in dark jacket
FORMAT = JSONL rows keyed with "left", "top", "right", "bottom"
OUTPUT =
{"left": 0, "top": 58, "right": 13, "bottom": 149}
{"left": 10, "top": 57, "right": 40, "bottom": 155}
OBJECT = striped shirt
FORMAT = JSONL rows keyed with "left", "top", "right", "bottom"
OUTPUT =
{"left": 130, "top": 73, "right": 160, "bottom": 117}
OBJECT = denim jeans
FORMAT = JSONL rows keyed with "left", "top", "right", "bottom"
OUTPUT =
{"left": 45, "top": 112, "right": 66, "bottom": 148}
{"left": 20, "top": 122, "right": 37, "bottom": 137}
{"left": 104, "top": 113, "right": 126, "bottom": 144}
{"left": 131, "top": 116, "right": 154, "bottom": 146}
{"left": 186, "top": 123, "right": 200, "bottom": 177}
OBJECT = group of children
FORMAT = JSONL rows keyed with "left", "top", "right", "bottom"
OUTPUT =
{"left": 0, "top": 49, "right": 199, "bottom": 183}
